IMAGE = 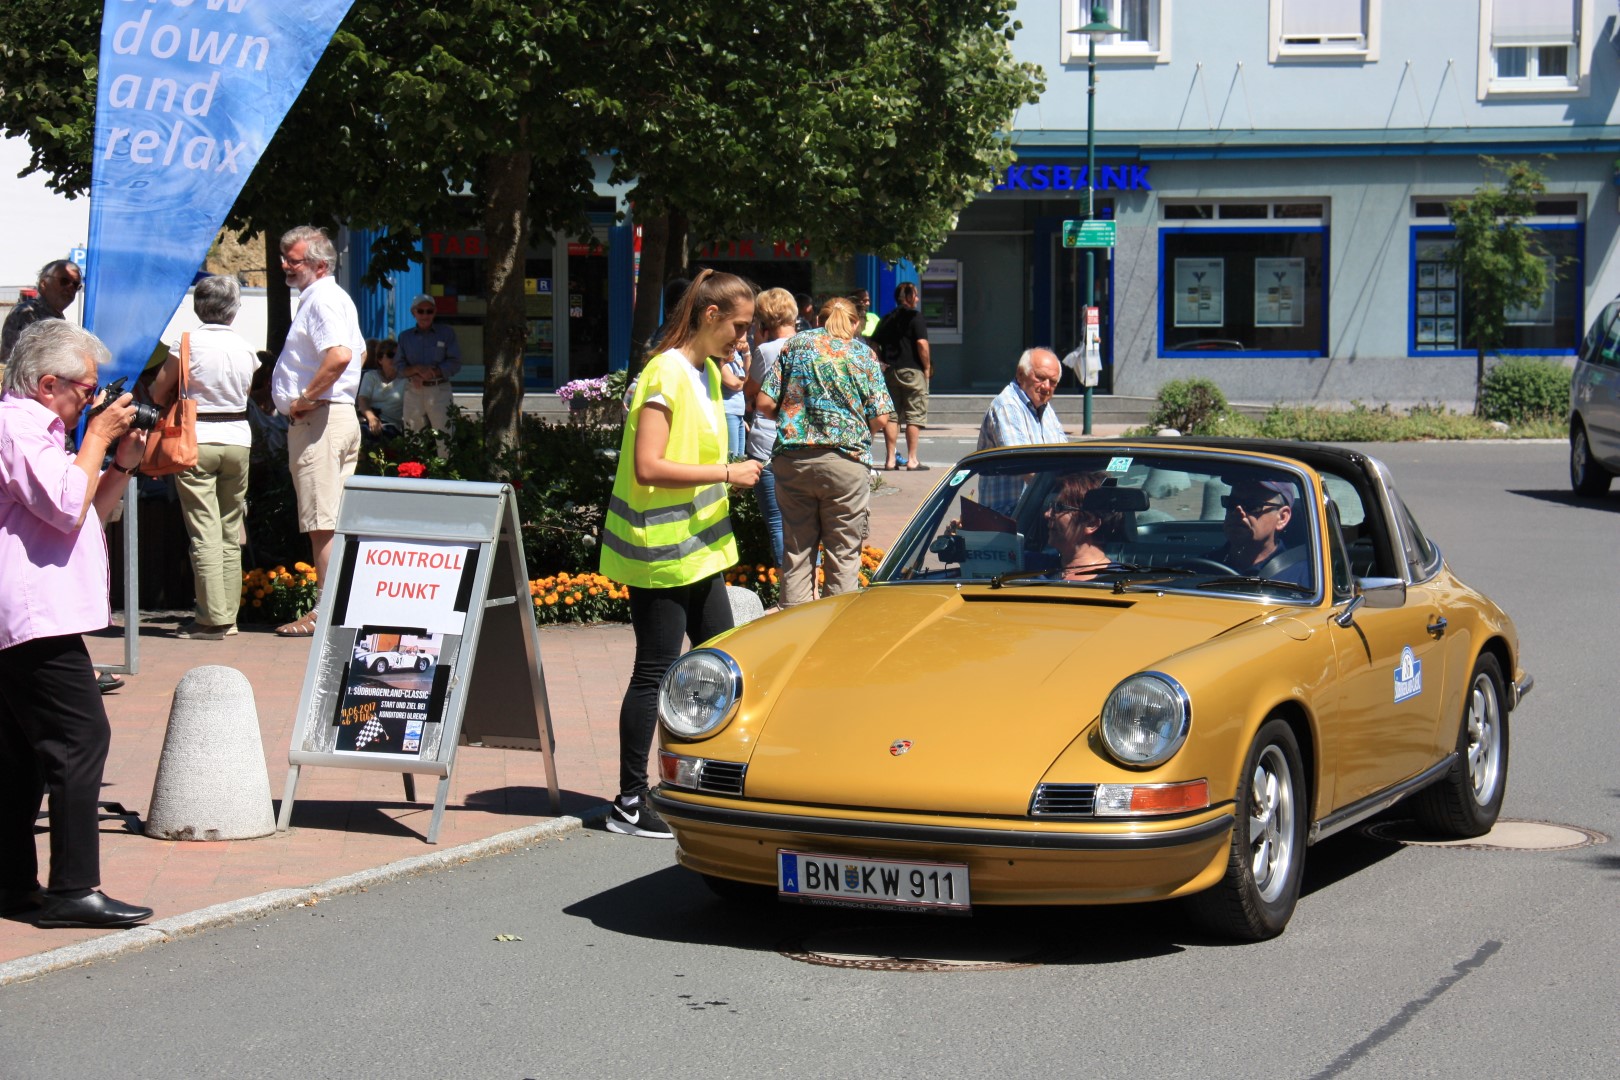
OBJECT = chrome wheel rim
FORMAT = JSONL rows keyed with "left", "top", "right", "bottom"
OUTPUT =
{"left": 1466, "top": 671, "right": 1503, "bottom": 805}
{"left": 1249, "top": 744, "right": 1296, "bottom": 903}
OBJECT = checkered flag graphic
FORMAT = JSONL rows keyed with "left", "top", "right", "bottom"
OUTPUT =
{"left": 354, "top": 718, "right": 388, "bottom": 750}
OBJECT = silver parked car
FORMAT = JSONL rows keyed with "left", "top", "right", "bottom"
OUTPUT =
{"left": 1570, "top": 298, "right": 1620, "bottom": 495}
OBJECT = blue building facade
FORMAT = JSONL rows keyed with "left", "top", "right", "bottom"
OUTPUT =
{"left": 964, "top": 0, "right": 1620, "bottom": 405}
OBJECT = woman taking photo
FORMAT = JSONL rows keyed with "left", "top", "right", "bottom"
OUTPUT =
{"left": 150, "top": 275, "right": 258, "bottom": 640}
{"left": 600, "top": 269, "right": 761, "bottom": 839}
{"left": 757, "top": 296, "right": 891, "bottom": 608}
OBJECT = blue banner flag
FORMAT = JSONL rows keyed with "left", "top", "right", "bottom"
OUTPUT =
{"left": 85, "top": 0, "right": 357, "bottom": 380}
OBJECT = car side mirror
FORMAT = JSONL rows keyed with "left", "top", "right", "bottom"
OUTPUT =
{"left": 1333, "top": 577, "right": 1406, "bottom": 628}
{"left": 1356, "top": 577, "right": 1407, "bottom": 609}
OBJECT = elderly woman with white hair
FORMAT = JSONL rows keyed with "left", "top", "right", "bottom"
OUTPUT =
{"left": 150, "top": 274, "right": 258, "bottom": 640}
{"left": 0, "top": 320, "right": 154, "bottom": 929}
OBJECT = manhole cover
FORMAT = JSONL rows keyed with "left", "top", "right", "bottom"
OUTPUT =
{"left": 780, "top": 925, "right": 1053, "bottom": 972}
{"left": 1365, "top": 818, "right": 1608, "bottom": 851}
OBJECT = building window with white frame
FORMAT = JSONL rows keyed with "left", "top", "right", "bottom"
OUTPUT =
{"left": 1061, "top": 0, "right": 1171, "bottom": 65}
{"left": 1270, "top": 0, "right": 1379, "bottom": 62}
{"left": 1479, "top": 0, "right": 1592, "bottom": 97}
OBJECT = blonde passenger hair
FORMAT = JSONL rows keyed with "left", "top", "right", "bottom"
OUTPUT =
{"left": 754, "top": 288, "right": 798, "bottom": 332}
{"left": 819, "top": 296, "right": 859, "bottom": 339}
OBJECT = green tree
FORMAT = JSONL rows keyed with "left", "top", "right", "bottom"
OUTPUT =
{"left": 620, "top": 1, "right": 1043, "bottom": 357}
{"left": 1446, "top": 157, "right": 1553, "bottom": 415}
{"left": 1, "top": 1, "right": 1041, "bottom": 442}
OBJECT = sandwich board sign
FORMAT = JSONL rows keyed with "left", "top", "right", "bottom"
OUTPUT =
{"left": 277, "top": 477, "right": 559, "bottom": 843}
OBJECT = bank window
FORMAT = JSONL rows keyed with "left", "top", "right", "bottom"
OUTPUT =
{"left": 1062, "top": 0, "right": 1171, "bottom": 64}
{"left": 1479, "top": 0, "right": 1591, "bottom": 97}
{"left": 1159, "top": 227, "right": 1328, "bottom": 357}
{"left": 1271, "top": 0, "right": 1379, "bottom": 61}
{"left": 1409, "top": 223, "right": 1581, "bottom": 355}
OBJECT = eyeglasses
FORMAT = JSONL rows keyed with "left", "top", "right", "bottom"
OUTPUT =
{"left": 280, "top": 255, "right": 309, "bottom": 268}
{"left": 57, "top": 376, "right": 97, "bottom": 399}
{"left": 1220, "top": 496, "right": 1286, "bottom": 516}
{"left": 413, "top": 308, "right": 434, "bottom": 315}
{"left": 1047, "top": 502, "right": 1087, "bottom": 516}
{"left": 55, "top": 276, "right": 82, "bottom": 291}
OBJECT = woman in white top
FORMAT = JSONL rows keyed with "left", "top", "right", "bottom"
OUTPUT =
{"left": 150, "top": 275, "right": 258, "bottom": 639}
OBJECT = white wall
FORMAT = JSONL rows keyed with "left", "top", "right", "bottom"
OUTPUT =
{"left": 0, "top": 136, "right": 88, "bottom": 326}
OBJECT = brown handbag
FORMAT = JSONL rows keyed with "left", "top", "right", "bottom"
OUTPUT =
{"left": 141, "top": 332, "right": 199, "bottom": 476}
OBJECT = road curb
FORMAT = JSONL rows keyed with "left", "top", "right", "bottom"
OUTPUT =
{"left": 0, "top": 808, "right": 607, "bottom": 988}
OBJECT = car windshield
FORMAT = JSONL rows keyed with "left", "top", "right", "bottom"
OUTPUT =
{"left": 873, "top": 447, "right": 1320, "bottom": 602}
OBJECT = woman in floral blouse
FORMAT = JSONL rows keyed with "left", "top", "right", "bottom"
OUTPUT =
{"left": 757, "top": 297, "right": 892, "bottom": 607}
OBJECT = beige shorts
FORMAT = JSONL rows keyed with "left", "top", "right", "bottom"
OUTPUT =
{"left": 885, "top": 366, "right": 929, "bottom": 427}
{"left": 288, "top": 403, "right": 361, "bottom": 532}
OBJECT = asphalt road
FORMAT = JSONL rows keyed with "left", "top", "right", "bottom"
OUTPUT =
{"left": 2, "top": 440, "right": 1616, "bottom": 1080}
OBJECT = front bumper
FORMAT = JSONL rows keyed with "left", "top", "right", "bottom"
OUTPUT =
{"left": 651, "top": 790, "right": 1235, "bottom": 905}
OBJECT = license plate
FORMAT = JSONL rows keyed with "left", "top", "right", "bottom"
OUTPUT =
{"left": 778, "top": 850, "right": 970, "bottom": 913}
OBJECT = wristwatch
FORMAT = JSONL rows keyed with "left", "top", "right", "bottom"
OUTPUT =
{"left": 110, "top": 461, "right": 139, "bottom": 476}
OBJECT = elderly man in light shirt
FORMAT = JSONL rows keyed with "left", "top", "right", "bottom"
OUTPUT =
{"left": 269, "top": 225, "right": 367, "bottom": 637}
{"left": 974, "top": 348, "right": 1069, "bottom": 512}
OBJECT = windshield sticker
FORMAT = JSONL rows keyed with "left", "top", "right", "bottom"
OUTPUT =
{"left": 1393, "top": 646, "right": 1424, "bottom": 703}
{"left": 949, "top": 469, "right": 970, "bottom": 487}
{"left": 1106, "top": 456, "right": 1133, "bottom": 473}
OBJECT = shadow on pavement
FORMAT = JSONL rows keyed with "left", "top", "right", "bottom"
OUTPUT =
{"left": 1508, "top": 488, "right": 1620, "bottom": 513}
{"left": 563, "top": 859, "right": 1204, "bottom": 965}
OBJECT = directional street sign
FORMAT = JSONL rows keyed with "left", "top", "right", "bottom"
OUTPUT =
{"left": 1062, "top": 220, "right": 1116, "bottom": 249}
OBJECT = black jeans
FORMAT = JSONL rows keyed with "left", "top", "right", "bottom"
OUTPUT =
{"left": 618, "top": 574, "right": 733, "bottom": 798}
{"left": 0, "top": 634, "right": 111, "bottom": 894}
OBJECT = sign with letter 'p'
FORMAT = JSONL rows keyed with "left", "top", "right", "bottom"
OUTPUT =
{"left": 278, "top": 477, "right": 559, "bottom": 844}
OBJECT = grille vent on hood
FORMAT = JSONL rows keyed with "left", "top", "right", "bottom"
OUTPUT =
{"left": 698, "top": 760, "right": 747, "bottom": 796}
{"left": 1029, "top": 783, "right": 1098, "bottom": 817}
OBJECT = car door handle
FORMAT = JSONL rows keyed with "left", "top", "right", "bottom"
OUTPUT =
{"left": 1427, "top": 617, "right": 1447, "bottom": 638}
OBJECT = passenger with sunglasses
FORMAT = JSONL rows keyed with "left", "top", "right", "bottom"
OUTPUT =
{"left": 1207, "top": 477, "right": 1312, "bottom": 586}
{"left": 1, "top": 259, "right": 84, "bottom": 367}
{"left": 1045, "top": 471, "right": 1124, "bottom": 580}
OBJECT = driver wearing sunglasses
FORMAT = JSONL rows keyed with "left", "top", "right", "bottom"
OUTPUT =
{"left": 1207, "top": 477, "right": 1312, "bottom": 586}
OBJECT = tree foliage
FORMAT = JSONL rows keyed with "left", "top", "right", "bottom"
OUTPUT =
{"left": 0, "top": 0, "right": 1042, "bottom": 441}
{"left": 1446, "top": 157, "right": 1552, "bottom": 414}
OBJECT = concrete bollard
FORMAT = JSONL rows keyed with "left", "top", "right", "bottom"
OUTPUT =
{"left": 145, "top": 665, "right": 276, "bottom": 841}
{"left": 726, "top": 585, "right": 766, "bottom": 627}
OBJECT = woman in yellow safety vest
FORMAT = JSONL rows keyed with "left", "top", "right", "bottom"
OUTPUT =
{"left": 600, "top": 269, "right": 760, "bottom": 838}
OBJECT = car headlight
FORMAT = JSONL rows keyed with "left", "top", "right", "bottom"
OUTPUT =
{"left": 1099, "top": 672, "right": 1190, "bottom": 768}
{"left": 658, "top": 649, "right": 742, "bottom": 739}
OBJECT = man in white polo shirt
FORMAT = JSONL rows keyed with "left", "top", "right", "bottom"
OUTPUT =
{"left": 269, "top": 225, "right": 366, "bottom": 637}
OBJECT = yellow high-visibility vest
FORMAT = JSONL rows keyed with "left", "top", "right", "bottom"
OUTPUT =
{"left": 599, "top": 350, "right": 738, "bottom": 589}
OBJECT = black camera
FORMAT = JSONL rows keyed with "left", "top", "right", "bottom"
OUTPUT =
{"left": 90, "top": 377, "right": 162, "bottom": 431}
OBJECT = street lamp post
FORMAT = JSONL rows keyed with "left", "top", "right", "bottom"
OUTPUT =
{"left": 1079, "top": 2, "right": 1119, "bottom": 435}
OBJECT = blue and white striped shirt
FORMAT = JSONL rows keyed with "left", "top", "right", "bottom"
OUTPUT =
{"left": 975, "top": 381, "right": 1069, "bottom": 512}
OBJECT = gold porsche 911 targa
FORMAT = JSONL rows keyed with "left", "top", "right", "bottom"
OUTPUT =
{"left": 649, "top": 439, "right": 1530, "bottom": 940}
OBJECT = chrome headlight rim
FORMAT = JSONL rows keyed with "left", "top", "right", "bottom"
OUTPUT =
{"left": 1100, "top": 670, "right": 1192, "bottom": 769}
{"left": 657, "top": 648, "right": 743, "bottom": 740}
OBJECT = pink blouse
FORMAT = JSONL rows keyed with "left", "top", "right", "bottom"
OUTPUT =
{"left": 0, "top": 394, "right": 111, "bottom": 650}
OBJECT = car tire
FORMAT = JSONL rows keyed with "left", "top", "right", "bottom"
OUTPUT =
{"left": 371, "top": 659, "right": 388, "bottom": 674}
{"left": 1412, "top": 653, "right": 1508, "bottom": 839}
{"left": 1188, "top": 717, "right": 1307, "bottom": 942}
{"left": 698, "top": 873, "right": 774, "bottom": 906}
{"left": 1570, "top": 422, "right": 1613, "bottom": 496}
{"left": 416, "top": 657, "right": 429, "bottom": 671}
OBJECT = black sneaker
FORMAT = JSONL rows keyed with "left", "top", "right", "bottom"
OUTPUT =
{"left": 605, "top": 794, "right": 673, "bottom": 839}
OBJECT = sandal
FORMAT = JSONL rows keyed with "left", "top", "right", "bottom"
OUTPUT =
{"left": 97, "top": 672, "right": 124, "bottom": 695}
{"left": 905, "top": 463, "right": 931, "bottom": 471}
{"left": 275, "top": 610, "right": 319, "bottom": 637}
